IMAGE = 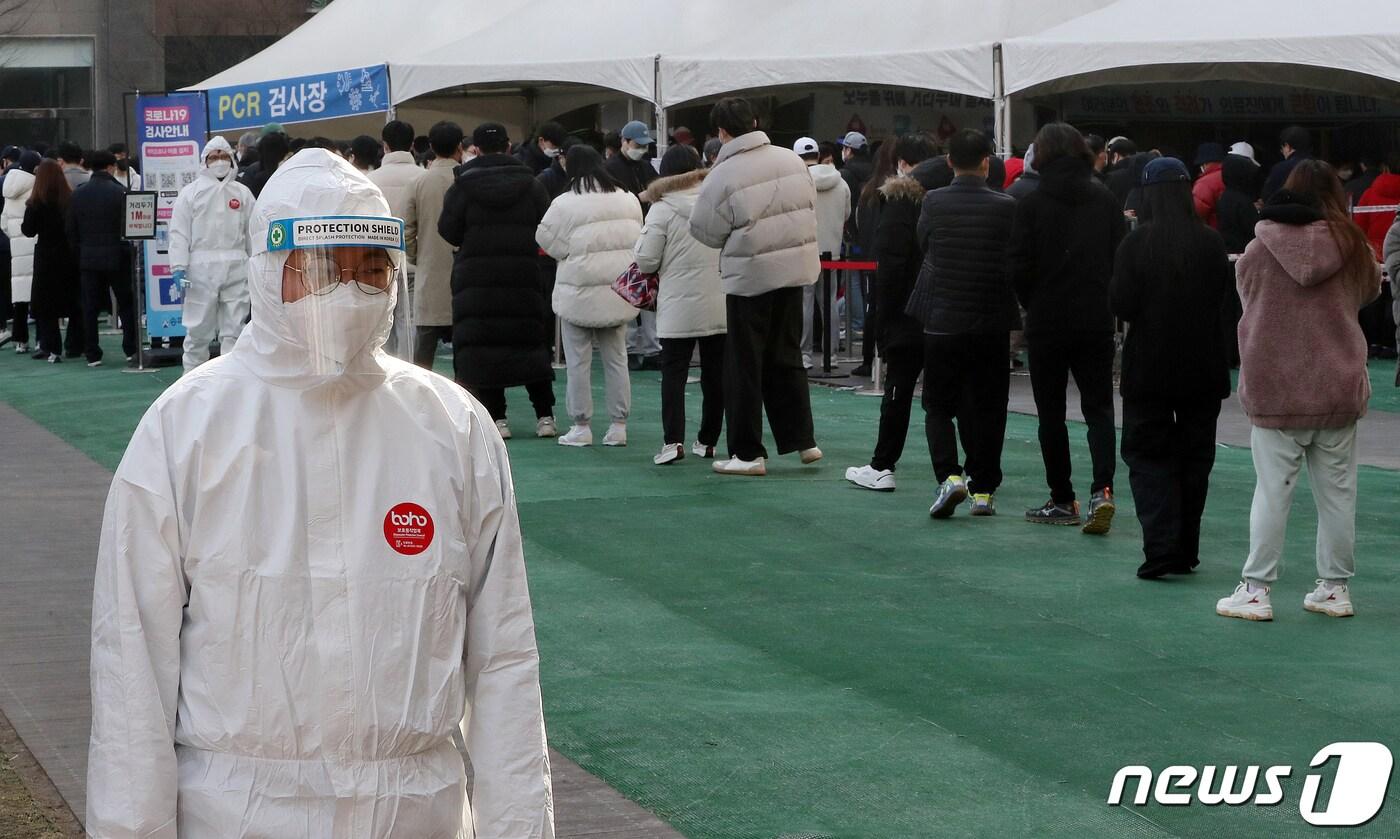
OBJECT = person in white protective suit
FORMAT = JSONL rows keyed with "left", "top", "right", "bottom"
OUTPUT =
{"left": 87, "top": 148, "right": 555, "bottom": 839}
{"left": 168, "top": 135, "right": 256, "bottom": 372}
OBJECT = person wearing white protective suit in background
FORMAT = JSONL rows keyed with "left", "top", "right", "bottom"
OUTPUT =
{"left": 168, "top": 135, "right": 256, "bottom": 372}
{"left": 87, "top": 148, "right": 555, "bottom": 839}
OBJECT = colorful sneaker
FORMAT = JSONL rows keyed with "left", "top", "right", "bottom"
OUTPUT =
{"left": 1216, "top": 582, "right": 1273, "bottom": 621}
{"left": 691, "top": 442, "right": 715, "bottom": 459}
{"left": 535, "top": 416, "right": 557, "bottom": 438}
{"left": 799, "top": 446, "right": 823, "bottom": 464}
{"left": 1082, "top": 488, "right": 1116, "bottom": 535}
{"left": 713, "top": 456, "right": 766, "bottom": 476}
{"left": 969, "top": 493, "right": 996, "bottom": 516}
{"left": 845, "top": 465, "right": 895, "bottom": 492}
{"left": 558, "top": 425, "right": 592, "bottom": 447}
{"left": 1303, "top": 580, "right": 1354, "bottom": 617}
{"left": 1025, "top": 499, "right": 1080, "bottom": 525}
{"left": 929, "top": 475, "right": 968, "bottom": 519}
{"left": 494, "top": 418, "right": 512, "bottom": 440}
{"left": 654, "top": 443, "right": 684, "bottom": 465}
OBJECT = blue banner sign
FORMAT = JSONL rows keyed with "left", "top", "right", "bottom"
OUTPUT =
{"left": 207, "top": 64, "right": 390, "bottom": 132}
{"left": 136, "top": 92, "right": 209, "bottom": 338}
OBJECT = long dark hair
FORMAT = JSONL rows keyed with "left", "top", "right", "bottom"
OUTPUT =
{"left": 566, "top": 145, "right": 620, "bottom": 194}
{"left": 1032, "top": 122, "right": 1094, "bottom": 170}
{"left": 858, "top": 139, "right": 898, "bottom": 209}
{"left": 1141, "top": 179, "right": 1199, "bottom": 280}
{"left": 1284, "top": 160, "right": 1378, "bottom": 293}
{"left": 27, "top": 159, "right": 72, "bottom": 211}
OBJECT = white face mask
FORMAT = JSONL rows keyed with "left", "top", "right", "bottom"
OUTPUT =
{"left": 208, "top": 159, "right": 233, "bottom": 178}
{"left": 543, "top": 146, "right": 561, "bottom": 159}
{"left": 624, "top": 146, "right": 647, "bottom": 161}
{"left": 285, "top": 283, "right": 394, "bottom": 370}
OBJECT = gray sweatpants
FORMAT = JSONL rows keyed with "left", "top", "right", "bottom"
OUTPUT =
{"left": 1241, "top": 424, "right": 1358, "bottom": 586}
{"left": 560, "top": 320, "right": 630, "bottom": 425}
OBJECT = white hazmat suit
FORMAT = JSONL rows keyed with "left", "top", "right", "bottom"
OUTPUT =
{"left": 168, "top": 136, "right": 256, "bottom": 372}
{"left": 88, "top": 148, "right": 556, "bottom": 838}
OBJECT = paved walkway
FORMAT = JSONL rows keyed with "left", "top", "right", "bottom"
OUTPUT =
{"left": 0, "top": 402, "right": 683, "bottom": 838}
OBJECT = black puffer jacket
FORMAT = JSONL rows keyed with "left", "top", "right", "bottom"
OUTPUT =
{"left": 537, "top": 158, "right": 570, "bottom": 200}
{"left": 1216, "top": 154, "right": 1260, "bottom": 254}
{"left": 911, "top": 174, "right": 1019, "bottom": 335}
{"left": 1104, "top": 158, "right": 1135, "bottom": 207}
{"left": 604, "top": 153, "right": 657, "bottom": 202}
{"left": 438, "top": 154, "right": 553, "bottom": 389}
{"left": 1008, "top": 156, "right": 1127, "bottom": 336}
{"left": 871, "top": 162, "right": 934, "bottom": 352}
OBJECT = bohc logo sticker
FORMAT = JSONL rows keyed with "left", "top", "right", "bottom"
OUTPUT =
{"left": 383, "top": 502, "right": 434, "bottom": 555}
{"left": 1109, "top": 742, "right": 1393, "bottom": 826}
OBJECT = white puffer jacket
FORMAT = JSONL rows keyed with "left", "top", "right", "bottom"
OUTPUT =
{"left": 537, "top": 187, "right": 642, "bottom": 328}
{"left": 636, "top": 170, "right": 724, "bottom": 339}
{"left": 808, "top": 162, "right": 851, "bottom": 256}
{"left": 2, "top": 168, "right": 36, "bottom": 303}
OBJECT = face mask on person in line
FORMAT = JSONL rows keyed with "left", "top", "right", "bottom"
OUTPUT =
{"left": 543, "top": 146, "right": 561, "bottom": 159}
{"left": 208, "top": 159, "right": 233, "bottom": 179}
{"left": 624, "top": 145, "right": 647, "bottom": 162}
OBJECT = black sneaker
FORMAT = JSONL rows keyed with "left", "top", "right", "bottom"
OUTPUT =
{"left": 1025, "top": 499, "right": 1080, "bottom": 525}
{"left": 1082, "top": 488, "right": 1116, "bottom": 535}
{"left": 850, "top": 364, "right": 872, "bottom": 377}
{"left": 1137, "top": 554, "right": 1178, "bottom": 579}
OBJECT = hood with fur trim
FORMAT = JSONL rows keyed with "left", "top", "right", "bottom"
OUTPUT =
{"left": 639, "top": 168, "right": 707, "bottom": 205}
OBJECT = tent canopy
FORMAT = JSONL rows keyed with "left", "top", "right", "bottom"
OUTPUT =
{"left": 1003, "top": 0, "right": 1400, "bottom": 98}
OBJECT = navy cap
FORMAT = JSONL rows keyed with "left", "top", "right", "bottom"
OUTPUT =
{"left": 620, "top": 120, "right": 654, "bottom": 144}
{"left": 1194, "top": 142, "right": 1225, "bottom": 166}
{"left": 1143, "top": 157, "right": 1191, "bottom": 186}
{"left": 1, "top": 145, "right": 19, "bottom": 162}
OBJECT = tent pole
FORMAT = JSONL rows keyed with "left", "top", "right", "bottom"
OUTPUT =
{"left": 993, "top": 43, "right": 1009, "bottom": 157}
{"left": 384, "top": 64, "right": 395, "bottom": 122}
{"left": 653, "top": 54, "right": 668, "bottom": 153}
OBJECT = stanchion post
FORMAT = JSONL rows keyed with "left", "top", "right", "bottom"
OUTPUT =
{"left": 808, "top": 264, "right": 848, "bottom": 380}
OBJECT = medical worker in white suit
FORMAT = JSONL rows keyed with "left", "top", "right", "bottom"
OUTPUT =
{"left": 87, "top": 148, "right": 555, "bottom": 839}
{"left": 168, "top": 135, "right": 256, "bottom": 371}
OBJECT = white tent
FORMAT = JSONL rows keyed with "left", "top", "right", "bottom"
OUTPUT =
{"left": 1002, "top": 0, "right": 1400, "bottom": 98}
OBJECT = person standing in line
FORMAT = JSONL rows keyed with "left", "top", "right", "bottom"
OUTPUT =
{"left": 1261, "top": 125, "right": 1313, "bottom": 201}
{"left": 690, "top": 97, "right": 822, "bottom": 476}
{"left": 1111, "top": 158, "right": 1233, "bottom": 579}
{"left": 1191, "top": 142, "right": 1226, "bottom": 228}
{"left": 606, "top": 121, "right": 663, "bottom": 371}
{"left": 1217, "top": 149, "right": 1261, "bottom": 255}
{"left": 0, "top": 146, "right": 16, "bottom": 348}
{"left": 1, "top": 150, "right": 39, "bottom": 354}
{"left": 838, "top": 131, "right": 873, "bottom": 220}
{"left": 1005, "top": 143, "right": 1039, "bottom": 200}
{"left": 369, "top": 119, "right": 424, "bottom": 357}
{"left": 1386, "top": 213, "right": 1400, "bottom": 384}
{"left": 57, "top": 142, "right": 89, "bottom": 191}
{"left": 20, "top": 160, "right": 80, "bottom": 362}
{"left": 1103, "top": 136, "right": 1138, "bottom": 206}
{"left": 439, "top": 123, "right": 557, "bottom": 440}
{"left": 1008, "top": 123, "right": 1127, "bottom": 532}
{"left": 516, "top": 121, "right": 567, "bottom": 175}
{"left": 349, "top": 135, "right": 381, "bottom": 173}
{"left": 167, "top": 137, "right": 256, "bottom": 372}
{"left": 535, "top": 144, "right": 641, "bottom": 448}
{"left": 845, "top": 134, "right": 939, "bottom": 492}
{"left": 634, "top": 144, "right": 726, "bottom": 465}
{"left": 404, "top": 121, "right": 463, "bottom": 371}
{"left": 913, "top": 130, "right": 1020, "bottom": 518}
{"left": 795, "top": 136, "right": 850, "bottom": 370}
{"left": 849, "top": 140, "right": 900, "bottom": 378}
{"left": 66, "top": 149, "right": 139, "bottom": 366}
{"left": 1216, "top": 162, "right": 1382, "bottom": 621}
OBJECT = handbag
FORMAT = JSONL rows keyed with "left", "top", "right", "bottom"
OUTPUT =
{"left": 611, "top": 262, "right": 659, "bottom": 312}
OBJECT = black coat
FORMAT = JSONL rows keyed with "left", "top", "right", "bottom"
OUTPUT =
{"left": 604, "top": 153, "right": 657, "bottom": 201}
{"left": 1008, "top": 157, "right": 1127, "bottom": 337}
{"left": 65, "top": 171, "right": 130, "bottom": 272}
{"left": 21, "top": 202, "right": 79, "bottom": 319}
{"left": 1217, "top": 154, "right": 1260, "bottom": 254}
{"left": 537, "top": 159, "right": 570, "bottom": 200}
{"left": 912, "top": 174, "right": 1019, "bottom": 335}
{"left": 1104, "top": 158, "right": 1135, "bottom": 207}
{"left": 1262, "top": 152, "right": 1311, "bottom": 201}
{"left": 871, "top": 165, "right": 932, "bottom": 352}
{"left": 841, "top": 154, "right": 873, "bottom": 219}
{"left": 515, "top": 141, "right": 553, "bottom": 175}
{"left": 1110, "top": 220, "right": 1232, "bottom": 402}
{"left": 438, "top": 154, "right": 554, "bottom": 389}
{"left": 1005, "top": 170, "right": 1040, "bottom": 201}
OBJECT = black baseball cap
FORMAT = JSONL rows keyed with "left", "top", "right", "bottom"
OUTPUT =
{"left": 472, "top": 122, "right": 508, "bottom": 148}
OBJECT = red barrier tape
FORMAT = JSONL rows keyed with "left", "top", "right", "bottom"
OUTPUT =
{"left": 821, "top": 260, "right": 878, "bottom": 271}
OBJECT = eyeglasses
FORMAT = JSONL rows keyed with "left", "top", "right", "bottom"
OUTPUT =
{"left": 284, "top": 250, "right": 395, "bottom": 296}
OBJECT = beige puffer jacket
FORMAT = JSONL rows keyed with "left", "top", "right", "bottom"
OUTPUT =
{"left": 635, "top": 170, "right": 725, "bottom": 339}
{"left": 689, "top": 131, "right": 819, "bottom": 297}
{"left": 537, "top": 187, "right": 642, "bottom": 328}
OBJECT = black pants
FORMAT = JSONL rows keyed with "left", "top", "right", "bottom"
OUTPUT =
{"left": 1027, "top": 331, "right": 1117, "bottom": 503}
{"left": 660, "top": 334, "right": 725, "bottom": 446}
{"left": 1121, "top": 398, "right": 1221, "bottom": 565}
{"left": 724, "top": 287, "right": 815, "bottom": 461}
{"left": 414, "top": 325, "right": 452, "bottom": 369}
{"left": 38, "top": 314, "right": 83, "bottom": 357}
{"left": 8, "top": 301, "right": 29, "bottom": 345}
{"left": 861, "top": 271, "right": 876, "bottom": 368}
{"left": 868, "top": 343, "right": 922, "bottom": 471}
{"left": 81, "top": 269, "right": 138, "bottom": 362}
{"left": 469, "top": 380, "right": 555, "bottom": 422}
{"left": 923, "top": 332, "right": 1012, "bottom": 492}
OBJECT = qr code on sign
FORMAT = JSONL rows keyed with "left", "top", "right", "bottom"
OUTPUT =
{"left": 160, "top": 172, "right": 178, "bottom": 190}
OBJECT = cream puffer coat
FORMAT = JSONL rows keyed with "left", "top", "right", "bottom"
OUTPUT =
{"left": 689, "top": 130, "right": 819, "bottom": 297}
{"left": 808, "top": 162, "right": 851, "bottom": 256}
{"left": 537, "top": 187, "right": 642, "bottom": 328}
{"left": 2, "top": 167, "right": 36, "bottom": 303}
{"left": 635, "top": 170, "right": 725, "bottom": 339}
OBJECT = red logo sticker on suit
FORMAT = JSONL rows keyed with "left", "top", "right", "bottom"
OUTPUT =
{"left": 229, "top": 198, "right": 241, "bottom": 210}
{"left": 384, "top": 502, "right": 434, "bottom": 555}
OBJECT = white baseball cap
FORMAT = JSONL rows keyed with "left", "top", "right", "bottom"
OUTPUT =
{"left": 792, "top": 137, "right": 819, "bottom": 156}
{"left": 1228, "top": 141, "right": 1258, "bottom": 166}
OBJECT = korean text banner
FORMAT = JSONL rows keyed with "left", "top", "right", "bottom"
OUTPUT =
{"left": 136, "top": 92, "right": 208, "bottom": 338}
{"left": 207, "top": 64, "right": 389, "bottom": 132}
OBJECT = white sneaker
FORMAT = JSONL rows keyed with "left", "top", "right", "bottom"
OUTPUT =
{"left": 691, "top": 442, "right": 715, "bottom": 459}
{"left": 654, "top": 443, "right": 684, "bottom": 465}
{"left": 713, "top": 456, "right": 766, "bottom": 476}
{"left": 602, "top": 422, "right": 627, "bottom": 447}
{"left": 15, "top": 343, "right": 30, "bottom": 354}
{"left": 802, "top": 353, "right": 813, "bottom": 370}
{"left": 558, "top": 425, "right": 592, "bottom": 447}
{"left": 845, "top": 465, "right": 895, "bottom": 492}
{"left": 800, "top": 446, "right": 823, "bottom": 464}
{"left": 1216, "top": 582, "right": 1273, "bottom": 621}
{"left": 1304, "top": 580, "right": 1354, "bottom": 617}
{"left": 536, "top": 416, "right": 557, "bottom": 438}
{"left": 495, "top": 418, "right": 512, "bottom": 440}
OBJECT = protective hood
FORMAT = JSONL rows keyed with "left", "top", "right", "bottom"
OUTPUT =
{"left": 1255, "top": 218, "right": 1345, "bottom": 288}
{"left": 808, "top": 162, "right": 843, "bottom": 192}
{"left": 238, "top": 148, "right": 404, "bottom": 388}
{"left": 202, "top": 135, "right": 236, "bottom": 166}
